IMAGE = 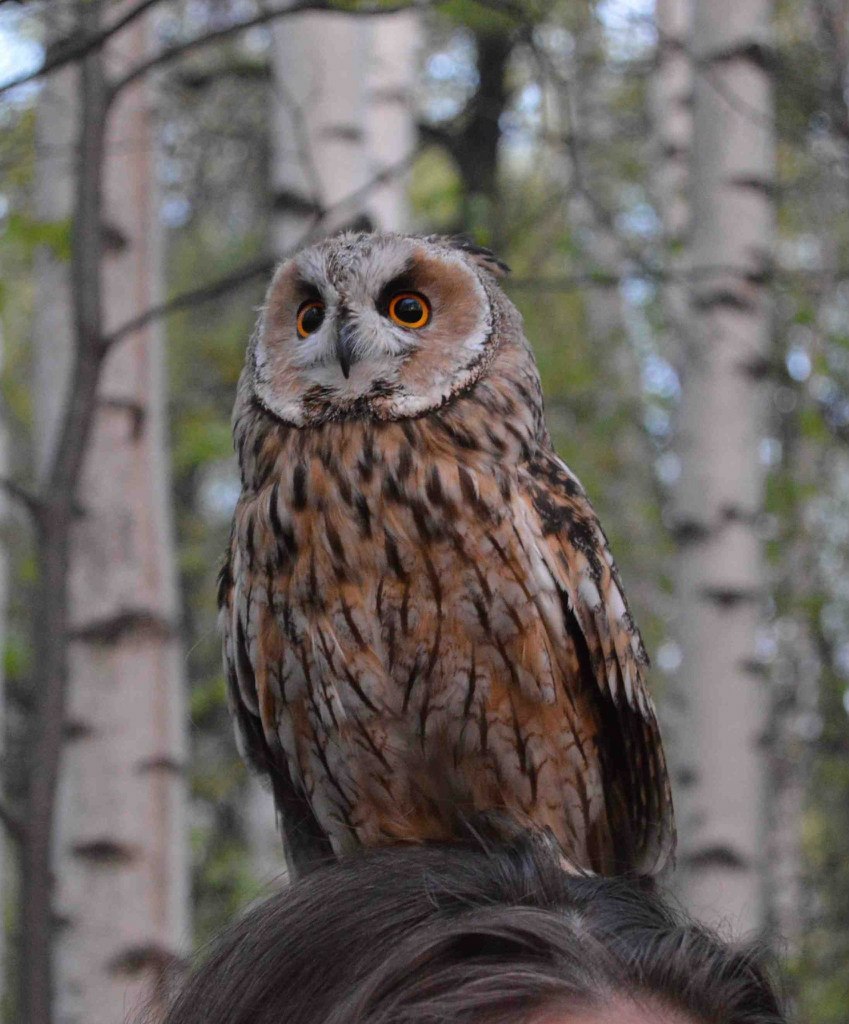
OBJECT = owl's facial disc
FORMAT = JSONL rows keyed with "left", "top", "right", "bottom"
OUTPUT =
{"left": 251, "top": 234, "right": 494, "bottom": 425}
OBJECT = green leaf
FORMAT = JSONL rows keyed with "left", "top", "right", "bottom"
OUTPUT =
{"left": 2, "top": 212, "right": 72, "bottom": 261}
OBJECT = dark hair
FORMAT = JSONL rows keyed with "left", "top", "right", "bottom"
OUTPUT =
{"left": 156, "top": 835, "right": 786, "bottom": 1024}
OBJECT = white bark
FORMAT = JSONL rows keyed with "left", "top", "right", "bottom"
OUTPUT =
{"left": 32, "top": 12, "right": 189, "bottom": 1022}
{"left": 31, "top": 40, "right": 77, "bottom": 1024}
{"left": 672, "top": 0, "right": 775, "bottom": 933}
{"left": 269, "top": 13, "right": 372, "bottom": 257}
{"left": 651, "top": 0, "right": 692, "bottom": 351}
{"left": 651, "top": 0, "right": 696, "bottom": 877}
{"left": 32, "top": 65, "right": 76, "bottom": 481}
{"left": 559, "top": 14, "right": 629, "bottom": 350}
{"left": 364, "top": 12, "right": 419, "bottom": 231}
{"left": 651, "top": 0, "right": 692, "bottom": 250}
{"left": 243, "top": 776, "right": 289, "bottom": 892}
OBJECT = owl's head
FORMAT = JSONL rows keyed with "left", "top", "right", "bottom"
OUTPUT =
{"left": 247, "top": 232, "right": 514, "bottom": 426}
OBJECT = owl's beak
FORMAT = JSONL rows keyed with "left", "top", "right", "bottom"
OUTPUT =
{"left": 335, "top": 321, "right": 358, "bottom": 379}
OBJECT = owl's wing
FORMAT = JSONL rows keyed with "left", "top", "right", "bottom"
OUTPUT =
{"left": 218, "top": 539, "right": 333, "bottom": 877}
{"left": 518, "top": 450, "right": 675, "bottom": 874}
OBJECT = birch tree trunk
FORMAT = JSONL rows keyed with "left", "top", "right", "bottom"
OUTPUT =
{"left": 651, "top": 0, "right": 692, "bottom": 266}
{"left": 31, "top": 10, "right": 189, "bottom": 1021}
{"left": 650, "top": 0, "right": 695, "bottom": 870}
{"left": 651, "top": 0, "right": 692, "bottom": 356}
{"left": 672, "top": 0, "right": 775, "bottom": 933}
{"left": 564, "top": 16, "right": 627, "bottom": 356}
{"left": 32, "top": 50, "right": 76, "bottom": 484}
{"left": 28, "top": 18, "right": 78, "bottom": 1019}
{"left": 364, "top": 12, "right": 419, "bottom": 232}
{"left": 269, "top": 12, "right": 371, "bottom": 257}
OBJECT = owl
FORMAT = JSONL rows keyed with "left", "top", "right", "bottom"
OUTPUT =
{"left": 219, "top": 232, "right": 675, "bottom": 878}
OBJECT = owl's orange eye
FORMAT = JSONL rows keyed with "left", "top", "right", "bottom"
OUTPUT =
{"left": 388, "top": 292, "right": 430, "bottom": 329}
{"left": 297, "top": 300, "right": 325, "bottom": 338}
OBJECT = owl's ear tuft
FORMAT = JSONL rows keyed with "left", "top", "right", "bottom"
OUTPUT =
{"left": 437, "top": 235, "right": 511, "bottom": 278}
{"left": 343, "top": 213, "right": 376, "bottom": 234}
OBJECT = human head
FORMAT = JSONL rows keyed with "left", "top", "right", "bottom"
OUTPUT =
{"left": 155, "top": 835, "right": 785, "bottom": 1024}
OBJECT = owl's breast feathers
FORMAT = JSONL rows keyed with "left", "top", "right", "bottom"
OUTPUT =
{"left": 220, "top": 361, "right": 674, "bottom": 876}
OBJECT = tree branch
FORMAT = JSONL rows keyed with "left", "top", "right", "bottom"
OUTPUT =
{"left": 103, "top": 257, "right": 275, "bottom": 347}
{"left": 100, "top": 253, "right": 817, "bottom": 350}
{"left": 2, "top": 0, "right": 526, "bottom": 103}
{"left": 110, "top": 0, "right": 430, "bottom": 98}
{"left": 509, "top": 264, "right": 781, "bottom": 291}
{"left": 104, "top": 154, "right": 419, "bottom": 344}
{"left": 0, "top": 800, "right": 24, "bottom": 844}
{"left": 0, "top": 0, "right": 163, "bottom": 96}
{"left": 19, "top": 3, "right": 110, "bottom": 1018}
{"left": 0, "top": 477, "right": 42, "bottom": 520}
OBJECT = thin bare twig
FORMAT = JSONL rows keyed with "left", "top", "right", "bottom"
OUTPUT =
{"left": 101, "top": 252, "right": 803, "bottom": 352}
{"left": 0, "top": 477, "right": 42, "bottom": 519}
{"left": 0, "top": 800, "right": 24, "bottom": 844}
{"left": 110, "top": 0, "right": 430, "bottom": 97}
{"left": 19, "top": 2, "right": 109, "bottom": 1018}
{"left": 99, "top": 267, "right": 612, "bottom": 348}
{"left": 104, "top": 257, "right": 275, "bottom": 347}
{"left": 3, "top": 0, "right": 527, "bottom": 105}
{"left": 104, "top": 154, "right": 419, "bottom": 345}
{"left": 0, "top": 0, "right": 163, "bottom": 97}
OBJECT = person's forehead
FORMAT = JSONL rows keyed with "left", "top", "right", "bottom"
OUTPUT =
{"left": 532, "top": 995, "right": 697, "bottom": 1024}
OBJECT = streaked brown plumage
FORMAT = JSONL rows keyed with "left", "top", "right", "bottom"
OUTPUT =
{"left": 219, "top": 232, "right": 674, "bottom": 877}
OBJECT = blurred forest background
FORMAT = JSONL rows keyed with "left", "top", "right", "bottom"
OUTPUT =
{"left": 0, "top": 0, "right": 848, "bottom": 1021}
